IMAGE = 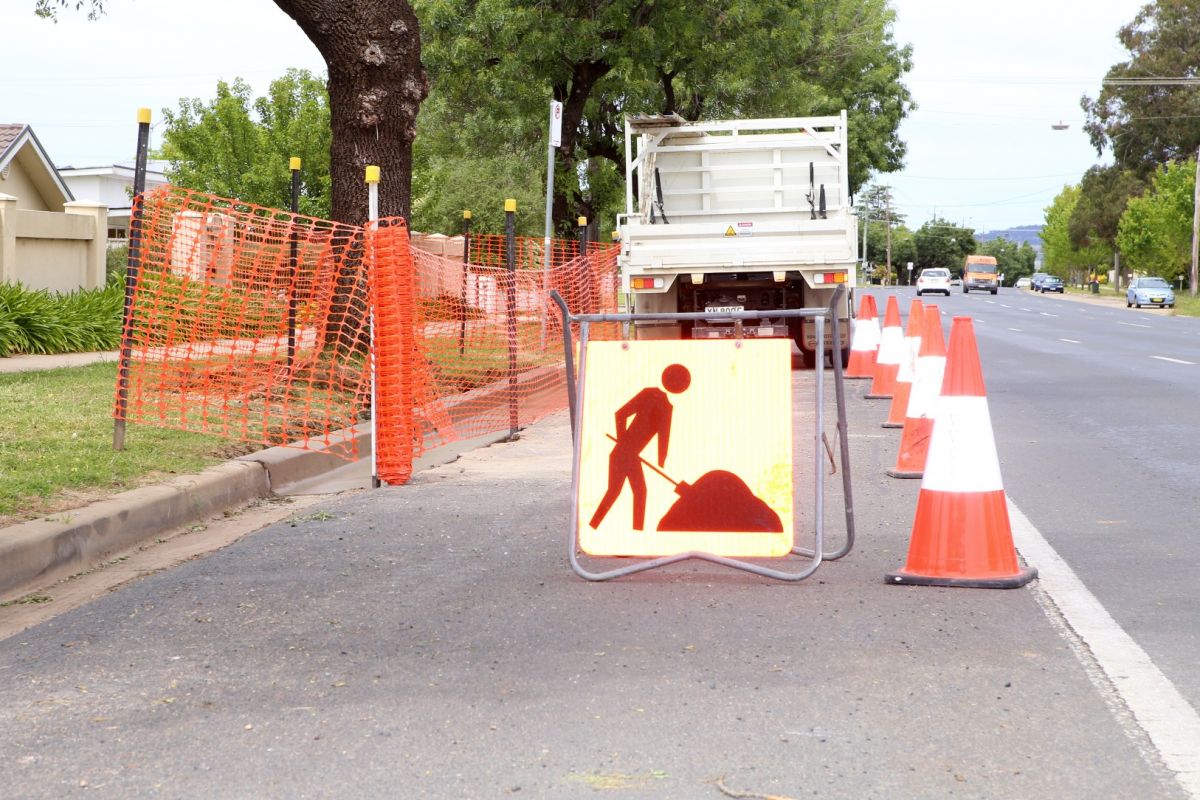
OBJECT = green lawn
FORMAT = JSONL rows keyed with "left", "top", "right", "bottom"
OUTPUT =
{"left": 0, "top": 363, "right": 259, "bottom": 526}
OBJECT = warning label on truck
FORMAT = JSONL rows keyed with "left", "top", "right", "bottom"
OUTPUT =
{"left": 724, "top": 222, "right": 754, "bottom": 237}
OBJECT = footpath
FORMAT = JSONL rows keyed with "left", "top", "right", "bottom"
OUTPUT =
{"left": 0, "top": 356, "right": 1185, "bottom": 798}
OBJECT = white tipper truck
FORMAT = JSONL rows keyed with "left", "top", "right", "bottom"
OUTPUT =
{"left": 616, "top": 113, "right": 858, "bottom": 367}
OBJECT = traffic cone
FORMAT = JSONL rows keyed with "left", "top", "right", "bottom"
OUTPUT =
{"left": 887, "top": 316, "right": 1037, "bottom": 588}
{"left": 865, "top": 295, "right": 903, "bottom": 399}
{"left": 845, "top": 294, "right": 880, "bottom": 379}
{"left": 886, "top": 305, "right": 944, "bottom": 478}
{"left": 883, "top": 298, "right": 924, "bottom": 428}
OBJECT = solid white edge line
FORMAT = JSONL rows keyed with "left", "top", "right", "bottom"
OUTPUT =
{"left": 1008, "top": 498, "right": 1200, "bottom": 797}
{"left": 1152, "top": 356, "right": 1197, "bottom": 365}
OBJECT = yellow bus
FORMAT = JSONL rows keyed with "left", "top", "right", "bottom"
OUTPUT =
{"left": 962, "top": 255, "right": 999, "bottom": 295}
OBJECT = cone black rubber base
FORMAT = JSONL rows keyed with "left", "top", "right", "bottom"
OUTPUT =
{"left": 881, "top": 422, "right": 903, "bottom": 429}
{"left": 885, "top": 468, "right": 922, "bottom": 479}
{"left": 845, "top": 375, "right": 872, "bottom": 380}
{"left": 864, "top": 393, "right": 893, "bottom": 400}
{"left": 885, "top": 566, "right": 1037, "bottom": 589}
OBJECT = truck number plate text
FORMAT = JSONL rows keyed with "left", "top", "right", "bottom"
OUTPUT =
{"left": 705, "top": 306, "right": 744, "bottom": 313}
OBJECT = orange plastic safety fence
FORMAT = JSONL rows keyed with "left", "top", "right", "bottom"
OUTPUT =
{"left": 114, "top": 185, "right": 619, "bottom": 477}
{"left": 369, "top": 217, "right": 418, "bottom": 484}
{"left": 114, "top": 186, "right": 383, "bottom": 458}
{"left": 408, "top": 241, "right": 620, "bottom": 452}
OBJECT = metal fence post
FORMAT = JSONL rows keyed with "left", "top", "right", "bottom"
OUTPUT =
{"left": 460, "top": 209, "right": 471, "bottom": 356}
{"left": 287, "top": 157, "right": 301, "bottom": 371}
{"left": 113, "top": 107, "right": 152, "bottom": 452}
{"left": 366, "top": 165, "right": 380, "bottom": 488}
{"left": 505, "top": 198, "right": 520, "bottom": 440}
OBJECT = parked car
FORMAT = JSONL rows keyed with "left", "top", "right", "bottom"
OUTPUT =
{"left": 1126, "top": 276, "right": 1175, "bottom": 308}
{"left": 1029, "top": 273, "right": 1051, "bottom": 291}
{"left": 916, "top": 267, "right": 952, "bottom": 296}
{"left": 1038, "top": 276, "right": 1064, "bottom": 293}
{"left": 1014, "top": 276, "right": 1032, "bottom": 289}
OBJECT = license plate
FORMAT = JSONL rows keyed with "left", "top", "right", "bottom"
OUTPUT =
{"left": 1152, "top": 297, "right": 1164, "bottom": 303}
{"left": 705, "top": 305, "right": 744, "bottom": 313}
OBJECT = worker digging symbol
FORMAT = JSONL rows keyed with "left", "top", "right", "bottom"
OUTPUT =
{"left": 587, "top": 363, "right": 783, "bottom": 534}
{"left": 589, "top": 364, "right": 691, "bottom": 531}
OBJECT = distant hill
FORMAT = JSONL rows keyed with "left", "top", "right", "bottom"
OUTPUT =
{"left": 975, "top": 226, "right": 1043, "bottom": 250}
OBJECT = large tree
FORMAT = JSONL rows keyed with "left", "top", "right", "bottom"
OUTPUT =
{"left": 1042, "top": 184, "right": 1112, "bottom": 281}
{"left": 161, "top": 70, "right": 332, "bottom": 218}
{"left": 1082, "top": 1, "right": 1200, "bottom": 173}
{"left": 1116, "top": 158, "right": 1196, "bottom": 281}
{"left": 1068, "top": 165, "right": 1146, "bottom": 276}
{"left": 38, "top": 0, "right": 428, "bottom": 225}
{"left": 417, "top": 0, "right": 914, "bottom": 233}
{"left": 913, "top": 218, "right": 975, "bottom": 274}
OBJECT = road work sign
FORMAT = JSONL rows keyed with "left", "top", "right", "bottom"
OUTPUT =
{"left": 577, "top": 339, "right": 793, "bottom": 558}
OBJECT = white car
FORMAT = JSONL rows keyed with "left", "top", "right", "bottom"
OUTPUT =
{"left": 916, "top": 268, "right": 951, "bottom": 296}
{"left": 1015, "top": 277, "right": 1032, "bottom": 289}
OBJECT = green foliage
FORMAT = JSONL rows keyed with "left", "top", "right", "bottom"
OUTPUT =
{"left": 34, "top": 0, "right": 103, "bottom": 20}
{"left": 106, "top": 245, "right": 128, "bottom": 287}
{"left": 913, "top": 218, "right": 976, "bottom": 273}
{"left": 1069, "top": 165, "right": 1146, "bottom": 254}
{"left": 1082, "top": 1, "right": 1200, "bottom": 173}
{"left": 978, "top": 238, "right": 1037, "bottom": 284}
{"left": 416, "top": 0, "right": 914, "bottom": 230}
{"left": 0, "top": 283, "right": 123, "bottom": 357}
{"left": 161, "top": 70, "right": 332, "bottom": 218}
{"left": 1117, "top": 158, "right": 1195, "bottom": 279}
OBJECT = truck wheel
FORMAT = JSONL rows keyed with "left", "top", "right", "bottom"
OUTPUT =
{"left": 990, "top": 288, "right": 998, "bottom": 295}
{"left": 962, "top": 285, "right": 968, "bottom": 293}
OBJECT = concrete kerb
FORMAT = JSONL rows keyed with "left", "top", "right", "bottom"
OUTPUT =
{"left": 0, "top": 362, "right": 570, "bottom": 602}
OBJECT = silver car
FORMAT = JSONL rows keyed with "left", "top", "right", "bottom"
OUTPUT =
{"left": 1126, "top": 276, "right": 1175, "bottom": 309}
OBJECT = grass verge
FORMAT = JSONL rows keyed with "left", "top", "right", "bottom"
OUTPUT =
{"left": 0, "top": 362, "right": 260, "bottom": 527}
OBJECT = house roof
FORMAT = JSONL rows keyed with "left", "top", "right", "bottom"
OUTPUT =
{"left": 0, "top": 124, "right": 75, "bottom": 205}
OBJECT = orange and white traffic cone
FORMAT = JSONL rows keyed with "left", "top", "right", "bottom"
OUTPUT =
{"left": 887, "top": 316, "right": 1036, "bottom": 588}
{"left": 883, "top": 298, "right": 924, "bottom": 428}
{"left": 887, "top": 305, "right": 944, "bottom": 478}
{"left": 845, "top": 294, "right": 880, "bottom": 379}
{"left": 865, "top": 295, "right": 903, "bottom": 399}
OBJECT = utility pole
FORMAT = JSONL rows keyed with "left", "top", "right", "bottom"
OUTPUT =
{"left": 885, "top": 197, "right": 893, "bottom": 283}
{"left": 1192, "top": 145, "right": 1199, "bottom": 297}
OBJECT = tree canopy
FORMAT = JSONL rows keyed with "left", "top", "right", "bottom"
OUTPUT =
{"left": 1082, "top": 0, "right": 1200, "bottom": 173}
{"left": 161, "top": 70, "right": 332, "bottom": 218}
{"left": 1116, "top": 158, "right": 1196, "bottom": 280}
{"left": 913, "top": 219, "right": 975, "bottom": 273}
{"left": 1068, "top": 165, "right": 1146, "bottom": 255}
{"left": 416, "top": 0, "right": 914, "bottom": 233}
{"left": 977, "top": 238, "right": 1036, "bottom": 285}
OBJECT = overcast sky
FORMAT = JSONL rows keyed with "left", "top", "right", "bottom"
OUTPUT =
{"left": 2, "top": 0, "right": 1150, "bottom": 232}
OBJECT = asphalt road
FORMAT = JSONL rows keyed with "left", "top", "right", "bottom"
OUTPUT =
{"left": 0, "top": 327, "right": 1191, "bottom": 799}
{"left": 864, "top": 286, "right": 1200, "bottom": 718}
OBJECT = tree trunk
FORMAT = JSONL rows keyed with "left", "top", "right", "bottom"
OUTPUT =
{"left": 550, "top": 60, "right": 612, "bottom": 234}
{"left": 272, "top": 0, "right": 428, "bottom": 224}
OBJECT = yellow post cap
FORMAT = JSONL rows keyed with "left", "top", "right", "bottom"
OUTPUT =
{"left": 365, "top": 165, "right": 381, "bottom": 184}
{"left": 504, "top": 199, "right": 517, "bottom": 212}
{"left": 577, "top": 216, "right": 587, "bottom": 226}
{"left": 611, "top": 230, "right": 621, "bottom": 241}
{"left": 137, "top": 108, "right": 151, "bottom": 124}
{"left": 463, "top": 210, "right": 472, "bottom": 220}
{"left": 289, "top": 157, "right": 302, "bottom": 171}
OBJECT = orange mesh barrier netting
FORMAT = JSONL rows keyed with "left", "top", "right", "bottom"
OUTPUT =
{"left": 408, "top": 239, "right": 620, "bottom": 453}
{"left": 114, "top": 184, "right": 619, "bottom": 481}
{"left": 114, "top": 186, "right": 394, "bottom": 458}
{"left": 369, "top": 217, "right": 418, "bottom": 484}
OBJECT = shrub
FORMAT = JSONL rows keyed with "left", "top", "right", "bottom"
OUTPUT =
{"left": 0, "top": 283, "right": 123, "bottom": 357}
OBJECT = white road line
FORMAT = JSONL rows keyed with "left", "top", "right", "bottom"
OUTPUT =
{"left": 1008, "top": 327, "right": 1022, "bottom": 332}
{"left": 1119, "top": 321, "right": 1152, "bottom": 329}
{"left": 1152, "top": 356, "right": 1196, "bottom": 365}
{"left": 1059, "top": 338, "right": 1081, "bottom": 344}
{"left": 1019, "top": 307, "right": 1033, "bottom": 312}
{"left": 1009, "top": 500, "right": 1200, "bottom": 798}
{"left": 1041, "top": 312, "right": 1059, "bottom": 317}
{"left": 999, "top": 304, "right": 1012, "bottom": 308}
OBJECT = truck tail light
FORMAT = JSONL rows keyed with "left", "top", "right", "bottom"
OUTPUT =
{"left": 813, "top": 272, "right": 847, "bottom": 285}
{"left": 630, "top": 277, "right": 664, "bottom": 290}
